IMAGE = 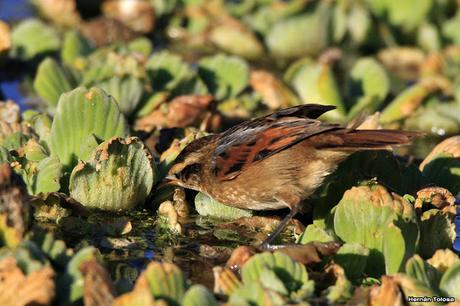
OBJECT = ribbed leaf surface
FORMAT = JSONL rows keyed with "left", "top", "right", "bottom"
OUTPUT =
{"left": 69, "top": 137, "right": 154, "bottom": 211}
{"left": 50, "top": 87, "right": 129, "bottom": 170}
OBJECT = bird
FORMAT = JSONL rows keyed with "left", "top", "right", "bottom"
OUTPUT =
{"left": 166, "top": 104, "right": 421, "bottom": 248}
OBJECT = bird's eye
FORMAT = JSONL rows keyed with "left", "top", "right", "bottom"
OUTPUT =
{"left": 181, "top": 163, "right": 201, "bottom": 180}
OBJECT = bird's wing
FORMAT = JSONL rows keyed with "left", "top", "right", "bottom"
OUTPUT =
{"left": 212, "top": 104, "right": 340, "bottom": 180}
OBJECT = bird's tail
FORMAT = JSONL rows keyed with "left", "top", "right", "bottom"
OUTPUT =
{"left": 320, "top": 129, "right": 423, "bottom": 151}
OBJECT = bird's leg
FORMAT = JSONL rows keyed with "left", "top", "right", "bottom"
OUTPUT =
{"left": 259, "top": 194, "right": 301, "bottom": 250}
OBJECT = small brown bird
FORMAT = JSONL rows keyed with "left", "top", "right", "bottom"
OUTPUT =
{"left": 167, "top": 104, "right": 421, "bottom": 247}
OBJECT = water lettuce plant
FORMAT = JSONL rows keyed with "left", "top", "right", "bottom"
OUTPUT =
{"left": 2, "top": 0, "right": 460, "bottom": 305}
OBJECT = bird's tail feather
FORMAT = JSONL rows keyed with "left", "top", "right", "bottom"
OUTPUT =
{"left": 322, "top": 129, "right": 423, "bottom": 151}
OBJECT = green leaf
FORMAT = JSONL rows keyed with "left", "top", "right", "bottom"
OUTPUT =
{"left": 182, "top": 285, "right": 218, "bottom": 306}
{"left": 10, "top": 18, "right": 60, "bottom": 60}
{"left": 350, "top": 58, "right": 389, "bottom": 101}
{"left": 33, "top": 155, "right": 62, "bottom": 195}
{"left": 0, "top": 146, "right": 12, "bottom": 163}
{"left": 418, "top": 209, "right": 456, "bottom": 258}
{"left": 422, "top": 153, "right": 460, "bottom": 194}
{"left": 194, "top": 192, "right": 253, "bottom": 220}
{"left": 34, "top": 57, "right": 75, "bottom": 107}
{"left": 439, "top": 262, "right": 460, "bottom": 299}
{"left": 366, "top": 0, "right": 432, "bottom": 32}
{"left": 241, "top": 251, "right": 314, "bottom": 298}
{"left": 69, "top": 137, "right": 155, "bottom": 211}
{"left": 144, "top": 262, "right": 186, "bottom": 304}
{"left": 334, "top": 243, "right": 370, "bottom": 280}
{"left": 57, "top": 247, "right": 103, "bottom": 303}
{"left": 209, "top": 25, "right": 263, "bottom": 59}
{"left": 229, "top": 282, "right": 285, "bottom": 306}
{"left": 50, "top": 87, "right": 129, "bottom": 170}
{"left": 405, "top": 254, "right": 442, "bottom": 292}
{"left": 61, "top": 30, "right": 93, "bottom": 65}
{"left": 198, "top": 53, "right": 249, "bottom": 100}
{"left": 297, "top": 223, "right": 335, "bottom": 244}
{"left": 333, "top": 185, "right": 419, "bottom": 277}
{"left": 146, "top": 51, "right": 194, "bottom": 91}
{"left": 97, "top": 76, "right": 144, "bottom": 116}
{"left": 380, "top": 83, "right": 430, "bottom": 124}
{"left": 288, "top": 62, "right": 345, "bottom": 121}
{"left": 1, "top": 132, "right": 30, "bottom": 150}
{"left": 266, "top": 2, "right": 330, "bottom": 58}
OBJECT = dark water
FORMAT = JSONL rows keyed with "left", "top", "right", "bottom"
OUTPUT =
{"left": 0, "top": 0, "right": 35, "bottom": 110}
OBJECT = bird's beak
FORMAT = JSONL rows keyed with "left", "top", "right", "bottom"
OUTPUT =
{"left": 158, "top": 174, "right": 182, "bottom": 188}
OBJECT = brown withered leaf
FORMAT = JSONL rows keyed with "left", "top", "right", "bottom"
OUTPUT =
{"left": 378, "top": 47, "right": 425, "bottom": 80}
{"left": 369, "top": 276, "right": 404, "bottom": 306}
{"left": 0, "top": 21, "right": 11, "bottom": 52}
{"left": 0, "top": 164, "right": 31, "bottom": 246}
{"left": 172, "top": 187, "right": 189, "bottom": 218}
{"left": 250, "top": 70, "right": 298, "bottom": 109}
{"left": 212, "top": 266, "right": 242, "bottom": 295}
{"left": 114, "top": 269, "right": 156, "bottom": 306}
{"left": 427, "top": 249, "right": 459, "bottom": 273}
{"left": 226, "top": 245, "right": 257, "bottom": 269}
{"left": 158, "top": 200, "right": 183, "bottom": 234}
{"left": 420, "top": 136, "right": 460, "bottom": 170}
{"left": 33, "top": 0, "right": 81, "bottom": 27}
{"left": 276, "top": 242, "right": 341, "bottom": 266}
{"left": 414, "top": 187, "right": 455, "bottom": 212}
{"left": 79, "top": 17, "right": 139, "bottom": 47}
{"left": 102, "top": 0, "right": 155, "bottom": 33}
{"left": 0, "top": 100, "right": 20, "bottom": 123}
{"left": 217, "top": 216, "right": 304, "bottom": 235}
{"left": 80, "top": 260, "right": 116, "bottom": 306}
{"left": 135, "top": 95, "right": 214, "bottom": 131}
{"left": 345, "top": 287, "right": 371, "bottom": 306}
{"left": 0, "top": 257, "right": 55, "bottom": 306}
